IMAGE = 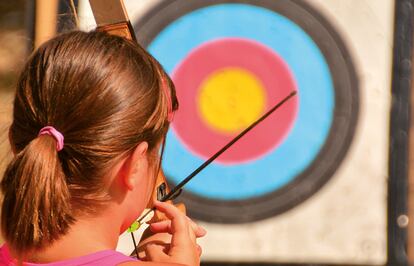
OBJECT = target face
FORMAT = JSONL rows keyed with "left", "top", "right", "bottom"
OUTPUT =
{"left": 135, "top": 0, "right": 358, "bottom": 223}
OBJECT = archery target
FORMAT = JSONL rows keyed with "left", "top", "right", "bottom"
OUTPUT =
{"left": 134, "top": 0, "right": 358, "bottom": 223}
{"left": 76, "top": 0, "right": 392, "bottom": 263}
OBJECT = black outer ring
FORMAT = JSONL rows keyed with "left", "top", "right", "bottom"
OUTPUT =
{"left": 134, "top": 0, "right": 359, "bottom": 224}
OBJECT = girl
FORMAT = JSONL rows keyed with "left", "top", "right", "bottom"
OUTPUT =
{"left": 0, "top": 30, "right": 205, "bottom": 265}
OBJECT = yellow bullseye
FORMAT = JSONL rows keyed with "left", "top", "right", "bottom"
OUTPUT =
{"left": 198, "top": 67, "right": 266, "bottom": 134}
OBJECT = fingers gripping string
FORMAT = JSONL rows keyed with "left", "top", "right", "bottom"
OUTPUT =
{"left": 38, "top": 126, "right": 65, "bottom": 151}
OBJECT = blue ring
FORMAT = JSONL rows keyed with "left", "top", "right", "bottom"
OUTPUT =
{"left": 149, "top": 3, "right": 335, "bottom": 200}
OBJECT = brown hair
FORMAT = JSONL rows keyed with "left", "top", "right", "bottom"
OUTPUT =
{"left": 1, "top": 30, "right": 178, "bottom": 255}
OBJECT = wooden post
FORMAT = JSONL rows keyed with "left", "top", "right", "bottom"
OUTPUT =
{"left": 408, "top": 31, "right": 414, "bottom": 265}
{"left": 34, "top": 0, "right": 58, "bottom": 48}
{"left": 406, "top": 1, "right": 414, "bottom": 262}
{"left": 389, "top": 1, "right": 413, "bottom": 264}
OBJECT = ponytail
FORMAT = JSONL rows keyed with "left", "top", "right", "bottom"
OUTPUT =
{"left": 1, "top": 134, "right": 74, "bottom": 255}
{"left": 1, "top": 30, "right": 178, "bottom": 256}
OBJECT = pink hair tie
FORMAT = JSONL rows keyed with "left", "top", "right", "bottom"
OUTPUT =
{"left": 38, "top": 126, "right": 65, "bottom": 151}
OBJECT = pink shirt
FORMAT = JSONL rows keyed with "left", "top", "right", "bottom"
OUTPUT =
{"left": 0, "top": 245, "right": 137, "bottom": 266}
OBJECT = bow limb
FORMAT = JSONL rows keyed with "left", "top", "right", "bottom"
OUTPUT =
{"left": 89, "top": 0, "right": 137, "bottom": 41}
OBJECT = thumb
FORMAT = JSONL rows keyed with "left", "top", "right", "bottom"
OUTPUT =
{"left": 145, "top": 243, "right": 169, "bottom": 262}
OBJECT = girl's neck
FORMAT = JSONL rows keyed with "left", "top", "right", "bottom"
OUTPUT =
{"left": 25, "top": 206, "right": 123, "bottom": 263}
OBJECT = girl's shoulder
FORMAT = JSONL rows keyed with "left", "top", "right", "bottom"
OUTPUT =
{"left": 119, "top": 262, "right": 186, "bottom": 266}
{"left": 0, "top": 244, "right": 139, "bottom": 266}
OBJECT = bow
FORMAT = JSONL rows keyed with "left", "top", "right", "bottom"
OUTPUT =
{"left": 87, "top": 0, "right": 297, "bottom": 259}
{"left": 88, "top": 0, "right": 185, "bottom": 258}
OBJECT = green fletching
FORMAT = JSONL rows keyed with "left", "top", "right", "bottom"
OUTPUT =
{"left": 127, "top": 221, "right": 140, "bottom": 233}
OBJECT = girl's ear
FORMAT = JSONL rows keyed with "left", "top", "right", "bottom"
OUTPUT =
{"left": 122, "top": 141, "right": 149, "bottom": 190}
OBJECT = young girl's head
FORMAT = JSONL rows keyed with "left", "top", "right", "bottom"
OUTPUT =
{"left": 1, "top": 31, "right": 178, "bottom": 256}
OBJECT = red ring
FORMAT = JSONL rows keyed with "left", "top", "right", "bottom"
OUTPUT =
{"left": 171, "top": 38, "right": 298, "bottom": 164}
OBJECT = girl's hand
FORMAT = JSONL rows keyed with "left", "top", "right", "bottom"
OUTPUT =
{"left": 142, "top": 201, "right": 206, "bottom": 266}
